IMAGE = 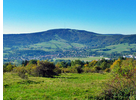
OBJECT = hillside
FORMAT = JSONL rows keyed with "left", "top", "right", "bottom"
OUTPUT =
{"left": 3, "top": 29, "right": 136, "bottom": 47}
{"left": 3, "top": 29, "right": 136, "bottom": 63}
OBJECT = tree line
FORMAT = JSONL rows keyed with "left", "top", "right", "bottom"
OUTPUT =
{"left": 3, "top": 57, "right": 127, "bottom": 77}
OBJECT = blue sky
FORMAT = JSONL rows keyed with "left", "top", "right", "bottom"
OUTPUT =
{"left": 3, "top": 0, "right": 136, "bottom": 34}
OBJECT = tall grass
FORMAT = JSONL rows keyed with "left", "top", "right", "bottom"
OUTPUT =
{"left": 3, "top": 72, "right": 110, "bottom": 100}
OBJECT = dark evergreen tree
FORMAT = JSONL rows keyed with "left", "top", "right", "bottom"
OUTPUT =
{"left": 21, "top": 60, "right": 29, "bottom": 66}
{"left": 29, "top": 59, "right": 37, "bottom": 65}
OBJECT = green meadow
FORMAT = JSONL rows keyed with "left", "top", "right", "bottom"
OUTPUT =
{"left": 3, "top": 72, "right": 110, "bottom": 100}
{"left": 96, "top": 43, "right": 136, "bottom": 53}
{"left": 54, "top": 57, "right": 106, "bottom": 62}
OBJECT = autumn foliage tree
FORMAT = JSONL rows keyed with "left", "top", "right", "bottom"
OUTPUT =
{"left": 96, "top": 58, "right": 136, "bottom": 99}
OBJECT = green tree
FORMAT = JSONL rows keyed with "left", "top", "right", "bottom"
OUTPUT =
{"left": 100, "top": 61, "right": 107, "bottom": 70}
{"left": 29, "top": 59, "right": 37, "bottom": 65}
{"left": 5, "top": 63, "right": 14, "bottom": 72}
{"left": 92, "top": 65, "right": 101, "bottom": 73}
{"left": 71, "top": 60, "right": 84, "bottom": 67}
{"left": 60, "top": 61, "right": 67, "bottom": 68}
{"left": 22, "top": 60, "right": 29, "bottom": 66}
{"left": 3, "top": 63, "right": 9, "bottom": 72}
{"left": 74, "top": 64, "right": 83, "bottom": 73}
{"left": 88, "top": 60, "right": 97, "bottom": 67}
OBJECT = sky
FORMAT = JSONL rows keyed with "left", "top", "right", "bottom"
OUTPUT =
{"left": 3, "top": 0, "right": 136, "bottom": 34}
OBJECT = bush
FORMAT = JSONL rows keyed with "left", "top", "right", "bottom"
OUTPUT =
{"left": 104, "top": 68, "right": 111, "bottom": 72}
{"left": 35, "top": 60, "right": 57, "bottom": 77}
{"left": 29, "top": 59, "right": 37, "bottom": 65}
{"left": 76, "top": 66, "right": 83, "bottom": 73}
{"left": 95, "top": 76, "right": 136, "bottom": 100}
{"left": 61, "top": 68, "right": 71, "bottom": 73}
{"left": 3, "top": 63, "right": 15, "bottom": 72}
{"left": 70, "top": 64, "right": 83, "bottom": 73}
{"left": 24, "top": 63, "right": 37, "bottom": 76}
{"left": 92, "top": 66, "right": 101, "bottom": 73}
{"left": 88, "top": 60, "right": 97, "bottom": 67}
{"left": 83, "top": 66, "right": 96, "bottom": 73}
{"left": 83, "top": 67, "right": 91, "bottom": 73}
{"left": 13, "top": 60, "right": 60, "bottom": 78}
{"left": 54, "top": 66, "right": 61, "bottom": 75}
{"left": 17, "top": 67, "right": 28, "bottom": 79}
{"left": 95, "top": 58, "right": 136, "bottom": 99}
{"left": 3, "top": 63, "right": 9, "bottom": 72}
{"left": 111, "top": 58, "right": 136, "bottom": 80}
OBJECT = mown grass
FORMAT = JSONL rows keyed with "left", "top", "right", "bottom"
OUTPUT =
{"left": 3, "top": 72, "right": 110, "bottom": 100}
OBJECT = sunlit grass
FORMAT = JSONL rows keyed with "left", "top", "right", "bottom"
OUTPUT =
{"left": 3, "top": 72, "right": 110, "bottom": 100}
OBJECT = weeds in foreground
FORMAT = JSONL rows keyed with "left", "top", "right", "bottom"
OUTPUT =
{"left": 95, "top": 58, "right": 136, "bottom": 100}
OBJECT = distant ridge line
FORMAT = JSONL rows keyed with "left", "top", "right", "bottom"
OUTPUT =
{"left": 3, "top": 28, "right": 135, "bottom": 35}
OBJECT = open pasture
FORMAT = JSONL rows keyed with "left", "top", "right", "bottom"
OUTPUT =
{"left": 3, "top": 72, "right": 110, "bottom": 100}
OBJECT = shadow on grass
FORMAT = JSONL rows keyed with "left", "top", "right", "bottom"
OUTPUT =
{"left": 17, "top": 80, "right": 44, "bottom": 84}
{"left": 4, "top": 84, "right": 9, "bottom": 88}
{"left": 54, "top": 76, "right": 78, "bottom": 79}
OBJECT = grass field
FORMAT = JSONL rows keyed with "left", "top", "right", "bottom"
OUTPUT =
{"left": 95, "top": 43, "right": 136, "bottom": 53}
{"left": 23, "top": 38, "right": 86, "bottom": 51}
{"left": 3, "top": 72, "right": 110, "bottom": 100}
{"left": 54, "top": 57, "right": 106, "bottom": 62}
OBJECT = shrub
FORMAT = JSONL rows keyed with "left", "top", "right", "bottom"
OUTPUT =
{"left": 17, "top": 67, "right": 28, "bottom": 79}
{"left": 13, "top": 60, "right": 60, "bottom": 78}
{"left": 104, "top": 68, "right": 111, "bottom": 72}
{"left": 76, "top": 66, "right": 83, "bottom": 73}
{"left": 4, "top": 63, "right": 15, "bottom": 72}
{"left": 21, "top": 60, "right": 29, "bottom": 66}
{"left": 100, "top": 61, "right": 108, "bottom": 70}
{"left": 54, "top": 66, "right": 61, "bottom": 75}
{"left": 35, "top": 60, "right": 57, "bottom": 77}
{"left": 83, "top": 67, "right": 91, "bottom": 73}
{"left": 25, "top": 63, "right": 37, "bottom": 75}
{"left": 92, "top": 65, "right": 101, "bottom": 73}
{"left": 70, "top": 64, "right": 83, "bottom": 73}
{"left": 95, "top": 58, "right": 136, "bottom": 99}
{"left": 110, "top": 58, "right": 121, "bottom": 70}
{"left": 61, "top": 68, "right": 71, "bottom": 73}
{"left": 84, "top": 64, "right": 88, "bottom": 67}
{"left": 29, "top": 59, "right": 37, "bottom": 65}
{"left": 88, "top": 60, "right": 97, "bottom": 67}
{"left": 3, "top": 63, "right": 9, "bottom": 72}
{"left": 120, "top": 59, "right": 136, "bottom": 79}
{"left": 111, "top": 58, "right": 136, "bottom": 81}
{"left": 95, "top": 76, "right": 136, "bottom": 100}
{"left": 30, "top": 65, "right": 37, "bottom": 76}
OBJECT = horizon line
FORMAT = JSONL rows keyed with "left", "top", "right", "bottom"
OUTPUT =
{"left": 3, "top": 28, "right": 136, "bottom": 35}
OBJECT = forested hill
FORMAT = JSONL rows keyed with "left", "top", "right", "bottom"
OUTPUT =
{"left": 3, "top": 29, "right": 136, "bottom": 63}
{"left": 3, "top": 28, "right": 136, "bottom": 48}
